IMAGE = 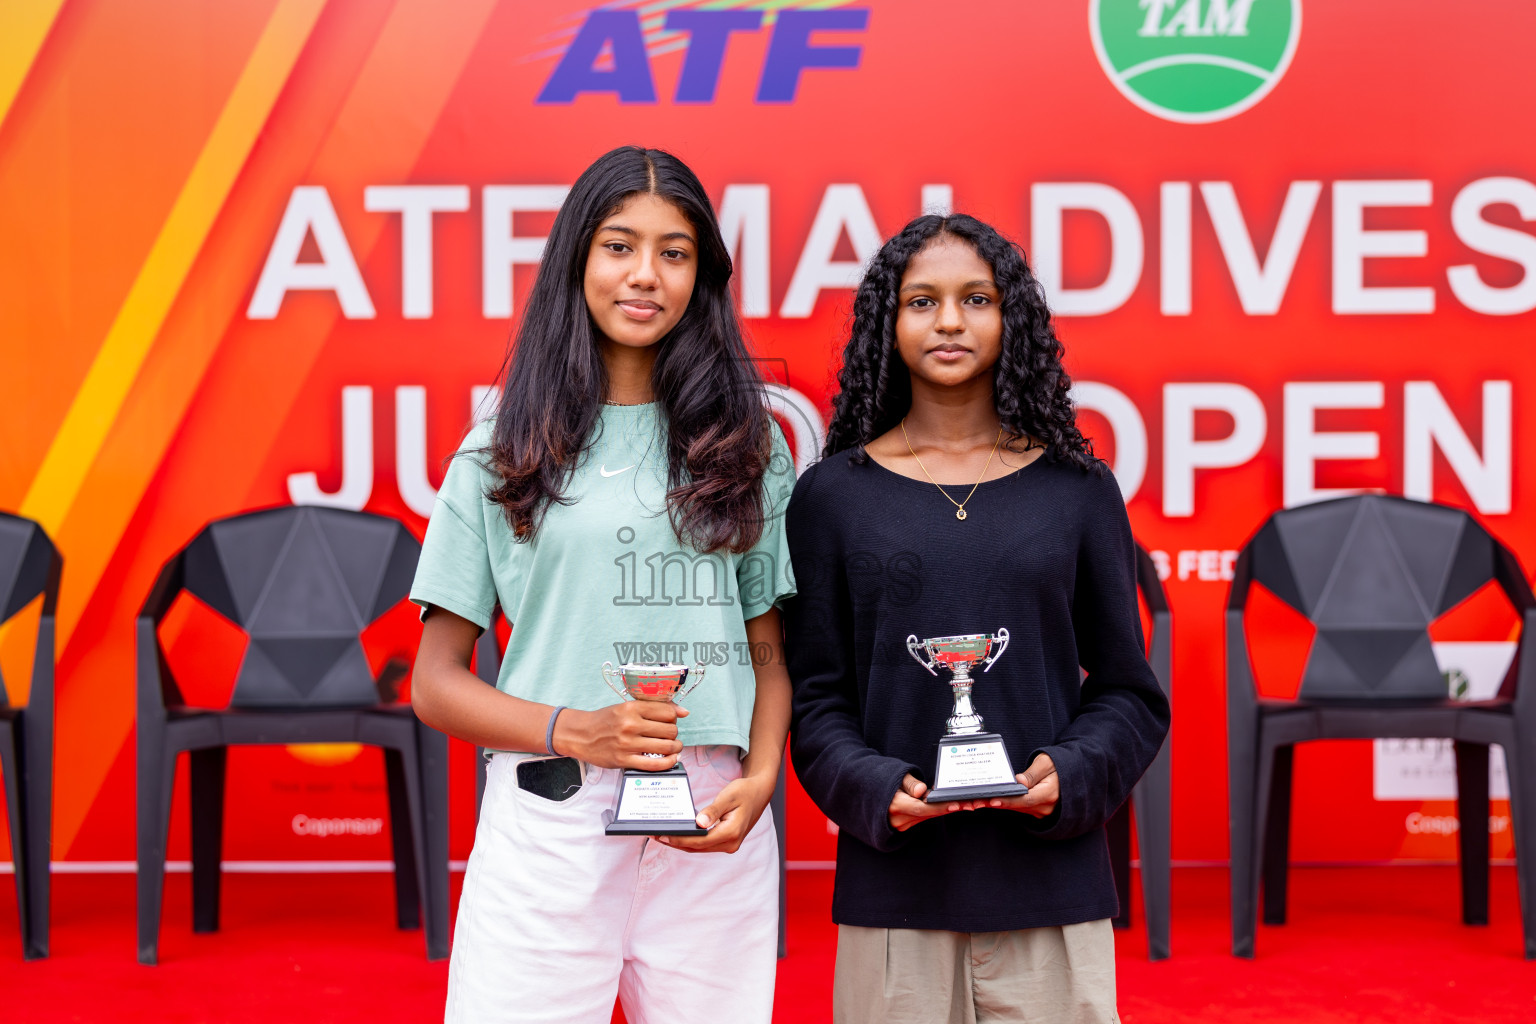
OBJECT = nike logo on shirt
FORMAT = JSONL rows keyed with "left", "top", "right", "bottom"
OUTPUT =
{"left": 599, "top": 464, "right": 635, "bottom": 477}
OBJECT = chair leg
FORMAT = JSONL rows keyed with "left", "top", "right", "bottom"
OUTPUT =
{"left": 384, "top": 747, "right": 421, "bottom": 931}
{"left": 417, "top": 718, "right": 450, "bottom": 961}
{"left": 773, "top": 760, "right": 788, "bottom": 960}
{"left": 1, "top": 720, "right": 35, "bottom": 959}
{"left": 391, "top": 723, "right": 450, "bottom": 961}
{"left": 1106, "top": 802, "right": 1132, "bottom": 930}
{"left": 1454, "top": 741, "right": 1490, "bottom": 926}
{"left": 1503, "top": 742, "right": 1536, "bottom": 959}
{"left": 1134, "top": 735, "right": 1173, "bottom": 961}
{"left": 1261, "top": 744, "right": 1294, "bottom": 926}
{"left": 190, "top": 746, "right": 227, "bottom": 934}
{"left": 137, "top": 737, "right": 179, "bottom": 965}
{"left": 1229, "top": 711, "right": 1261, "bottom": 957}
{"left": 20, "top": 708, "right": 52, "bottom": 960}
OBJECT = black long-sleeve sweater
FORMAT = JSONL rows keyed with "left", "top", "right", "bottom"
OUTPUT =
{"left": 784, "top": 448, "right": 1170, "bottom": 932}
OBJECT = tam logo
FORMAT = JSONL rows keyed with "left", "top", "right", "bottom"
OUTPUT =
{"left": 1091, "top": 0, "right": 1300, "bottom": 123}
{"left": 538, "top": 6, "right": 869, "bottom": 105}
{"left": 1135, "top": 0, "right": 1259, "bottom": 36}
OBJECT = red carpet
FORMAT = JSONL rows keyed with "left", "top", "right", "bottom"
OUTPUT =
{"left": 2, "top": 866, "right": 1533, "bottom": 1021}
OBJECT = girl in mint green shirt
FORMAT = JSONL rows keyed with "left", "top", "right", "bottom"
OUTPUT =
{"left": 409, "top": 147, "right": 794, "bottom": 1024}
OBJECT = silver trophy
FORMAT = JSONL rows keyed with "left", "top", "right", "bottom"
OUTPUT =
{"left": 906, "top": 628, "right": 1027, "bottom": 803}
{"left": 600, "top": 661, "right": 709, "bottom": 836}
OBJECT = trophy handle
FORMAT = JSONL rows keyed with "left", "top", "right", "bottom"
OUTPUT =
{"left": 601, "top": 661, "right": 628, "bottom": 699}
{"left": 981, "top": 627, "right": 1010, "bottom": 672}
{"left": 906, "top": 635, "right": 938, "bottom": 676}
{"left": 675, "top": 662, "right": 707, "bottom": 701}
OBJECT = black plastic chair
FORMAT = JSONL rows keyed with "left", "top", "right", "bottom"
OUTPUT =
{"left": 1106, "top": 543, "right": 1172, "bottom": 960}
{"left": 472, "top": 623, "right": 791, "bottom": 959}
{"left": 473, "top": 625, "right": 500, "bottom": 816}
{"left": 1227, "top": 494, "right": 1536, "bottom": 958}
{"left": 135, "top": 506, "right": 448, "bottom": 964}
{"left": 0, "top": 513, "right": 60, "bottom": 960}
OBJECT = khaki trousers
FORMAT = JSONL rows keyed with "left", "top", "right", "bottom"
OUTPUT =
{"left": 832, "top": 920, "right": 1119, "bottom": 1024}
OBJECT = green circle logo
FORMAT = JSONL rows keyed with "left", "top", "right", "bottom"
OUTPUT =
{"left": 1090, "top": 0, "right": 1300, "bottom": 123}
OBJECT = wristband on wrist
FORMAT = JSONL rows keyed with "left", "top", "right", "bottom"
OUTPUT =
{"left": 545, "top": 706, "right": 567, "bottom": 756}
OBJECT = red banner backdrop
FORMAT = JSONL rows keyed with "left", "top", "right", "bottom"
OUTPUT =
{"left": 2, "top": 0, "right": 1533, "bottom": 870}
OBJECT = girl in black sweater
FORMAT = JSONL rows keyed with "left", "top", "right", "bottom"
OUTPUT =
{"left": 784, "top": 214, "right": 1169, "bottom": 1024}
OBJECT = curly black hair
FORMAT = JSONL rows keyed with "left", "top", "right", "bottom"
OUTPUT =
{"left": 822, "top": 213, "right": 1100, "bottom": 474}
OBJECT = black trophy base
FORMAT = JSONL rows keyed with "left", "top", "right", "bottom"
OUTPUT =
{"left": 603, "top": 764, "right": 709, "bottom": 837}
{"left": 602, "top": 816, "right": 708, "bottom": 837}
{"left": 926, "top": 731, "right": 1028, "bottom": 804}
{"left": 925, "top": 781, "right": 1030, "bottom": 803}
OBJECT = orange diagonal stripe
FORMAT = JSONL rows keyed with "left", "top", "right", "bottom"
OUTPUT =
{"left": 48, "top": 0, "right": 500, "bottom": 860}
{"left": 0, "top": 0, "right": 66, "bottom": 132}
{"left": 17, "top": 0, "right": 328, "bottom": 538}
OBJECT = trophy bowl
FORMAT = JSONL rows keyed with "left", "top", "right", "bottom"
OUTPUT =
{"left": 601, "top": 662, "right": 705, "bottom": 703}
{"left": 919, "top": 634, "right": 1001, "bottom": 672}
{"left": 599, "top": 659, "right": 711, "bottom": 837}
{"left": 907, "top": 629, "right": 1009, "bottom": 684}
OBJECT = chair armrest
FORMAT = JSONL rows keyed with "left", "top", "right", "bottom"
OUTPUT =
{"left": 1134, "top": 546, "right": 1173, "bottom": 698}
{"left": 138, "top": 553, "right": 185, "bottom": 625}
{"left": 22, "top": 546, "right": 62, "bottom": 715}
{"left": 1135, "top": 546, "right": 1169, "bottom": 616}
{"left": 1506, "top": 606, "right": 1536, "bottom": 717}
{"left": 136, "top": 616, "right": 180, "bottom": 720}
{"left": 1488, "top": 542, "right": 1536, "bottom": 709}
{"left": 26, "top": 612, "right": 56, "bottom": 717}
{"left": 1147, "top": 609, "right": 1172, "bottom": 699}
{"left": 136, "top": 554, "right": 188, "bottom": 717}
{"left": 1494, "top": 543, "right": 1536, "bottom": 612}
{"left": 1225, "top": 549, "right": 1259, "bottom": 715}
{"left": 39, "top": 545, "right": 62, "bottom": 617}
{"left": 1226, "top": 548, "right": 1254, "bottom": 613}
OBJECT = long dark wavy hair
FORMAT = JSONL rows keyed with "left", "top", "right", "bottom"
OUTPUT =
{"left": 822, "top": 213, "right": 1099, "bottom": 473}
{"left": 484, "top": 146, "right": 773, "bottom": 552}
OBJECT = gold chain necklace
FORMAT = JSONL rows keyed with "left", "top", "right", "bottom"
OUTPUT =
{"left": 900, "top": 419, "right": 1003, "bottom": 521}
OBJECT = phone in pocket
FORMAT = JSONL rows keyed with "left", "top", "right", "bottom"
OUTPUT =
{"left": 515, "top": 756, "right": 584, "bottom": 802}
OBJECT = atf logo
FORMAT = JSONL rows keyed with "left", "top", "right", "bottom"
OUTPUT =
{"left": 536, "top": 2, "right": 869, "bottom": 104}
{"left": 1090, "top": 0, "right": 1300, "bottom": 123}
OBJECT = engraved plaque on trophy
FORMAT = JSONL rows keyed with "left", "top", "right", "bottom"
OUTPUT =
{"left": 599, "top": 661, "right": 709, "bottom": 836}
{"left": 906, "top": 629, "right": 1028, "bottom": 803}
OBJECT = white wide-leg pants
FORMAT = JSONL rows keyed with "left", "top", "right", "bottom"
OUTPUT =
{"left": 445, "top": 746, "right": 779, "bottom": 1024}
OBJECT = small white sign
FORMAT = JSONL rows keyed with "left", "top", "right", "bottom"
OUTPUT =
{"left": 935, "top": 740, "right": 1017, "bottom": 790}
{"left": 615, "top": 775, "right": 697, "bottom": 822}
{"left": 1371, "top": 642, "right": 1512, "bottom": 801}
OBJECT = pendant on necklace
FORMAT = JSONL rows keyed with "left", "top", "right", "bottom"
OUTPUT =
{"left": 956, "top": 508, "right": 968, "bottom": 521}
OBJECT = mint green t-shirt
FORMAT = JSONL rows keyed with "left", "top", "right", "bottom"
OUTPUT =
{"left": 409, "top": 403, "right": 796, "bottom": 753}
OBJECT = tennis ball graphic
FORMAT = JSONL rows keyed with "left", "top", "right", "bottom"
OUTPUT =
{"left": 1091, "top": 0, "right": 1301, "bottom": 123}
